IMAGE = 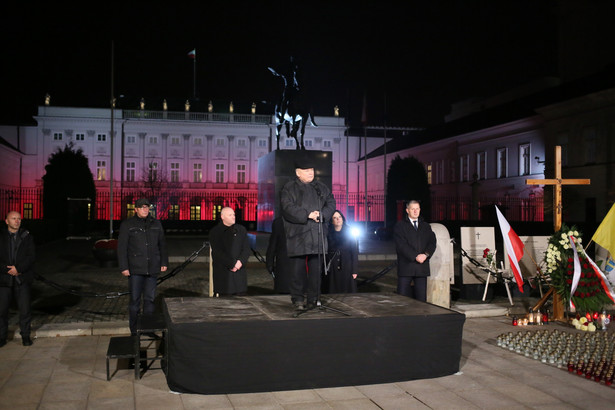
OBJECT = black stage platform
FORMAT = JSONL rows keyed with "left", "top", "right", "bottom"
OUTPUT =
{"left": 163, "top": 293, "right": 466, "bottom": 394}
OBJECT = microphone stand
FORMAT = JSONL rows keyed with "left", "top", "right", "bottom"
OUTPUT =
{"left": 294, "top": 184, "right": 349, "bottom": 317}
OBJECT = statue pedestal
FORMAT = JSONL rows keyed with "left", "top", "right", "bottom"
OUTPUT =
{"left": 257, "top": 150, "right": 332, "bottom": 232}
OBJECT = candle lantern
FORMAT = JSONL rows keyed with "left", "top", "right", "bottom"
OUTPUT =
{"left": 512, "top": 316, "right": 518, "bottom": 326}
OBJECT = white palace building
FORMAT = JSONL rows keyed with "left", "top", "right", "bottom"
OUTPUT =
{"left": 1, "top": 68, "right": 615, "bottom": 230}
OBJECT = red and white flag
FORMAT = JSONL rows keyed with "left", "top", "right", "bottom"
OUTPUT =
{"left": 495, "top": 205, "right": 525, "bottom": 292}
{"left": 568, "top": 235, "right": 582, "bottom": 309}
{"left": 187, "top": 49, "right": 196, "bottom": 59}
{"left": 569, "top": 237, "right": 615, "bottom": 307}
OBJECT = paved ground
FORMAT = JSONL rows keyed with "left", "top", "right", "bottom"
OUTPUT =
{"left": 1, "top": 235, "right": 614, "bottom": 409}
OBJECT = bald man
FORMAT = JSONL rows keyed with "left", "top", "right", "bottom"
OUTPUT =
{"left": 0, "top": 212, "right": 36, "bottom": 347}
{"left": 209, "top": 207, "right": 251, "bottom": 295}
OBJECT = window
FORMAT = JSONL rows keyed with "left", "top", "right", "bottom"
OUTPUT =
{"left": 148, "top": 162, "right": 158, "bottom": 180}
{"left": 126, "top": 161, "right": 135, "bottom": 182}
{"left": 193, "top": 137, "right": 202, "bottom": 145}
{"left": 519, "top": 144, "right": 531, "bottom": 176}
{"left": 304, "top": 140, "right": 313, "bottom": 148}
{"left": 148, "top": 136, "right": 158, "bottom": 144}
{"left": 460, "top": 155, "right": 469, "bottom": 182}
{"left": 323, "top": 140, "right": 331, "bottom": 148}
{"left": 75, "top": 133, "right": 85, "bottom": 141}
{"left": 97, "top": 134, "right": 107, "bottom": 142}
{"left": 126, "top": 203, "right": 135, "bottom": 219}
{"left": 215, "top": 163, "right": 225, "bottom": 183}
{"left": 285, "top": 138, "right": 295, "bottom": 147}
{"left": 23, "top": 203, "right": 33, "bottom": 219}
{"left": 193, "top": 163, "right": 202, "bottom": 182}
{"left": 216, "top": 138, "right": 224, "bottom": 146}
{"left": 476, "top": 151, "right": 486, "bottom": 180}
{"left": 53, "top": 132, "right": 63, "bottom": 141}
{"left": 127, "top": 135, "right": 136, "bottom": 144}
{"left": 237, "top": 139, "right": 246, "bottom": 147}
{"left": 426, "top": 163, "right": 432, "bottom": 184}
{"left": 497, "top": 148, "right": 508, "bottom": 178}
{"left": 170, "top": 162, "right": 180, "bottom": 182}
{"left": 171, "top": 136, "right": 180, "bottom": 145}
{"left": 97, "top": 160, "right": 106, "bottom": 181}
{"left": 190, "top": 205, "right": 201, "bottom": 220}
{"left": 169, "top": 204, "right": 179, "bottom": 220}
{"left": 237, "top": 164, "right": 246, "bottom": 184}
{"left": 258, "top": 139, "right": 267, "bottom": 147}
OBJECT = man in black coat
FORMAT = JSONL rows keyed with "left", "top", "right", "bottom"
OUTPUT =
{"left": 117, "top": 198, "right": 168, "bottom": 335}
{"left": 280, "top": 156, "right": 336, "bottom": 310}
{"left": 209, "top": 207, "right": 251, "bottom": 296}
{"left": 394, "top": 200, "right": 437, "bottom": 302}
{"left": 0, "top": 211, "right": 36, "bottom": 347}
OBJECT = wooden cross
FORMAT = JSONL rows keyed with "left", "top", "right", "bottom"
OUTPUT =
{"left": 526, "top": 145, "right": 590, "bottom": 231}
{"left": 526, "top": 145, "right": 590, "bottom": 320}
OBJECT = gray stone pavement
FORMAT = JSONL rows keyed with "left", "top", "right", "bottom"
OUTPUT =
{"left": 1, "top": 235, "right": 615, "bottom": 408}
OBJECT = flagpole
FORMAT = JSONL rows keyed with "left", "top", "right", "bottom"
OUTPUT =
{"left": 109, "top": 40, "right": 115, "bottom": 239}
{"left": 193, "top": 50, "right": 196, "bottom": 100}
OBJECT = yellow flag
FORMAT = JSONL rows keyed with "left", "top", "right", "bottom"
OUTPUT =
{"left": 592, "top": 203, "right": 615, "bottom": 257}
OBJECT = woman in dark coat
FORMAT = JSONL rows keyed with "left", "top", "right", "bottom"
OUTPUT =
{"left": 324, "top": 210, "right": 358, "bottom": 293}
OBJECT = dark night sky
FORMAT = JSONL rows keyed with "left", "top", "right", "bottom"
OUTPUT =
{"left": 0, "top": 2, "right": 566, "bottom": 128}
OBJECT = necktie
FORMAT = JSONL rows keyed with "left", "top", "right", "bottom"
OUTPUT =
{"left": 413, "top": 220, "right": 418, "bottom": 230}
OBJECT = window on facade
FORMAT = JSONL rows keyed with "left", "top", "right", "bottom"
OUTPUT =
{"left": 171, "top": 136, "right": 180, "bottom": 145}
{"left": 285, "top": 138, "right": 294, "bottom": 147}
{"left": 75, "top": 133, "right": 85, "bottom": 141}
{"left": 126, "top": 161, "right": 135, "bottom": 182}
{"left": 170, "top": 162, "right": 180, "bottom": 182}
{"left": 520, "top": 144, "right": 531, "bottom": 176}
{"left": 149, "top": 136, "right": 158, "bottom": 144}
{"left": 584, "top": 128, "right": 596, "bottom": 164}
{"left": 460, "top": 155, "right": 469, "bottom": 182}
{"left": 97, "top": 160, "right": 106, "bottom": 181}
{"left": 127, "top": 135, "right": 136, "bottom": 144}
{"left": 237, "top": 164, "right": 246, "bottom": 184}
{"left": 324, "top": 140, "right": 331, "bottom": 148}
{"left": 258, "top": 139, "right": 267, "bottom": 147}
{"left": 97, "top": 134, "right": 107, "bottom": 142}
{"left": 238, "top": 139, "right": 246, "bottom": 147}
{"left": 304, "top": 140, "right": 313, "bottom": 147}
{"left": 190, "top": 205, "right": 201, "bottom": 220}
{"left": 53, "top": 132, "right": 63, "bottom": 141}
{"left": 497, "top": 148, "right": 508, "bottom": 178}
{"left": 169, "top": 204, "right": 180, "bottom": 220}
{"left": 126, "top": 203, "right": 135, "bottom": 219}
{"left": 426, "top": 163, "right": 432, "bottom": 184}
{"left": 477, "top": 151, "right": 487, "bottom": 180}
{"left": 193, "top": 137, "right": 202, "bottom": 145}
{"left": 148, "top": 162, "right": 158, "bottom": 180}
{"left": 450, "top": 159, "right": 456, "bottom": 183}
{"left": 22, "top": 203, "right": 33, "bottom": 219}
{"left": 216, "top": 138, "right": 224, "bottom": 146}
{"left": 215, "top": 163, "right": 225, "bottom": 183}
{"left": 193, "top": 163, "right": 202, "bottom": 182}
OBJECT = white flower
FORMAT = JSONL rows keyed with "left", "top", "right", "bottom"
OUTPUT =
{"left": 559, "top": 240, "right": 566, "bottom": 245}
{"left": 574, "top": 231, "right": 579, "bottom": 236}
{"left": 588, "top": 323, "right": 596, "bottom": 332}
{"left": 571, "top": 318, "right": 579, "bottom": 326}
{"left": 567, "top": 231, "right": 574, "bottom": 236}
{"left": 561, "top": 233, "right": 568, "bottom": 239}
{"left": 563, "top": 244, "right": 569, "bottom": 249}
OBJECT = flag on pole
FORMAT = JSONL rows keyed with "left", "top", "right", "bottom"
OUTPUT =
{"left": 592, "top": 202, "right": 615, "bottom": 255}
{"left": 568, "top": 235, "right": 582, "bottom": 309}
{"left": 495, "top": 205, "right": 525, "bottom": 292}
{"left": 585, "top": 252, "right": 615, "bottom": 305}
{"left": 187, "top": 49, "right": 196, "bottom": 59}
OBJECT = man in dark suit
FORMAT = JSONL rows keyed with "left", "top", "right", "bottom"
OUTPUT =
{"left": 0, "top": 211, "right": 36, "bottom": 347}
{"left": 393, "top": 200, "right": 437, "bottom": 302}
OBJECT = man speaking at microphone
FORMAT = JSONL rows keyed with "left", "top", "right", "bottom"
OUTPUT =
{"left": 280, "top": 154, "right": 336, "bottom": 311}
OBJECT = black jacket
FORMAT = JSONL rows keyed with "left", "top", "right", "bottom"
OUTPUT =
{"left": 117, "top": 215, "right": 168, "bottom": 276}
{"left": 280, "top": 178, "right": 336, "bottom": 257}
{"left": 0, "top": 227, "right": 35, "bottom": 287}
{"left": 209, "top": 221, "right": 251, "bottom": 294}
{"left": 394, "top": 216, "right": 437, "bottom": 277}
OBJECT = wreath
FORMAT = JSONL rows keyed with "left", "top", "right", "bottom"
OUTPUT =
{"left": 543, "top": 224, "right": 612, "bottom": 313}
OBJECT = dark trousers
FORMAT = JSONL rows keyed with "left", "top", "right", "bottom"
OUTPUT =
{"left": 0, "top": 284, "right": 31, "bottom": 340}
{"left": 128, "top": 275, "right": 157, "bottom": 335}
{"left": 397, "top": 276, "right": 427, "bottom": 302}
{"left": 289, "top": 254, "right": 321, "bottom": 304}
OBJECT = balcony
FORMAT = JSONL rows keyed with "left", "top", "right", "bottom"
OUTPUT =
{"left": 123, "top": 110, "right": 271, "bottom": 125}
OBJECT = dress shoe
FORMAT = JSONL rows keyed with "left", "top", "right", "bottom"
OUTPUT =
{"left": 305, "top": 301, "right": 318, "bottom": 310}
{"left": 22, "top": 336, "right": 33, "bottom": 346}
{"left": 0, "top": 339, "right": 6, "bottom": 348}
{"left": 293, "top": 301, "right": 306, "bottom": 311}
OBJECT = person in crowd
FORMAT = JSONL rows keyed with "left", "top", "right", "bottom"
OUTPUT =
{"left": 324, "top": 210, "right": 358, "bottom": 294}
{"left": 265, "top": 216, "right": 292, "bottom": 294}
{"left": 117, "top": 198, "right": 168, "bottom": 335}
{"left": 280, "top": 154, "right": 336, "bottom": 311}
{"left": 0, "top": 211, "right": 35, "bottom": 347}
{"left": 393, "top": 200, "right": 437, "bottom": 302}
{"left": 209, "top": 207, "right": 251, "bottom": 296}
